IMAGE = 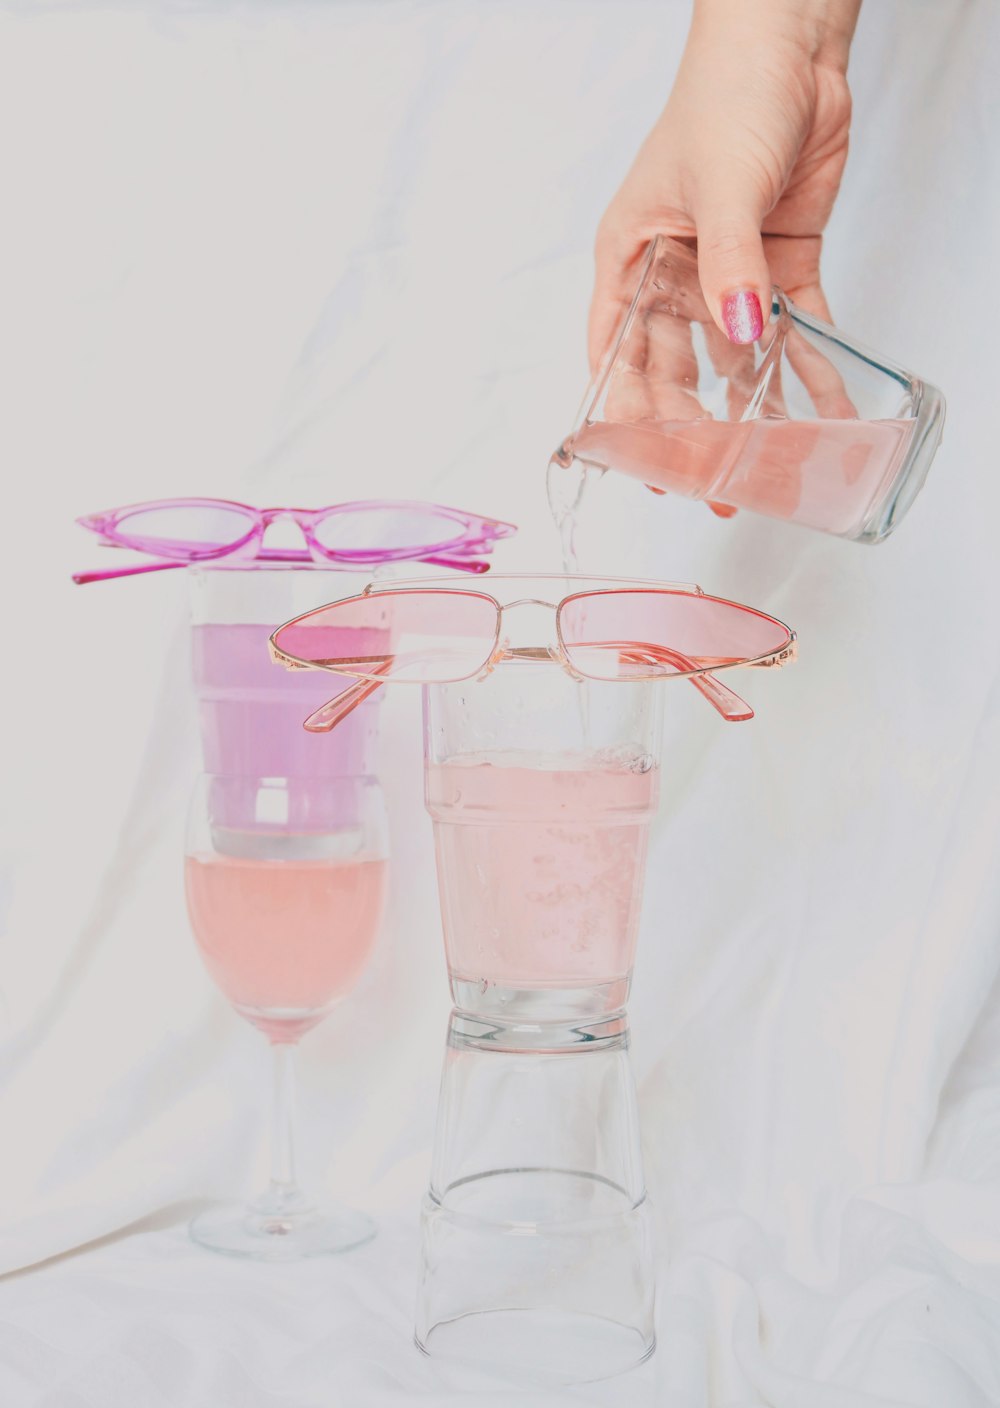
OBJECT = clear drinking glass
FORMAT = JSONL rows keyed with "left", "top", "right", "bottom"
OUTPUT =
{"left": 417, "top": 1012, "right": 654, "bottom": 1384}
{"left": 551, "top": 235, "right": 946, "bottom": 542}
{"left": 416, "top": 660, "right": 663, "bottom": 1381}
{"left": 184, "top": 773, "right": 388, "bottom": 1259}
{"left": 188, "top": 568, "right": 383, "bottom": 826}
{"left": 424, "top": 660, "right": 662, "bottom": 1023}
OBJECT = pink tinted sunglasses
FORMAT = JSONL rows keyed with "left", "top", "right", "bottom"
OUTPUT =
{"left": 268, "top": 575, "right": 796, "bottom": 734}
{"left": 72, "top": 497, "right": 517, "bottom": 584}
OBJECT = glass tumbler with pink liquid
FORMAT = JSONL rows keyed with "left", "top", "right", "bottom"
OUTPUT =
{"left": 551, "top": 235, "right": 945, "bottom": 542}
{"left": 416, "top": 660, "right": 663, "bottom": 1382}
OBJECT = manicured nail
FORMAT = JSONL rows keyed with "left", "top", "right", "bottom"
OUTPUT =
{"left": 722, "top": 290, "right": 763, "bottom": 345}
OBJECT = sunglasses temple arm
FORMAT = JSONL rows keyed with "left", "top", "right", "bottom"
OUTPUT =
{"left": 72, "top": 559, "right": 187, "bottom": 585}
{"left": 420, "top": 553, "right": 490, "bottom": 574}
{"left": 74, "top": 547, "right": 495, "bottom": 585}
{"left": 686, "top": 669, "right": 754, "bottom": 722}
{"left": 619, "top": 644, "right": 754, "bottom": 722}
{"left": 301, "top": 677, "right": 386, "bottom": 733}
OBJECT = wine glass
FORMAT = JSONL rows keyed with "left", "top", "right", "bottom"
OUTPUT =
{"left": 184, "top": 773, "right": 388, "bottom": 1259}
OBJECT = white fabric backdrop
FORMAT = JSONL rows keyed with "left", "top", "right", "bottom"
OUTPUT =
{"left": 2, "top": 1, "right": 999, "bottom": 1403}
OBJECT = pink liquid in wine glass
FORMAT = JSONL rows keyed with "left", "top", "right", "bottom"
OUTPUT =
{"left": 564, "top": 415, "right": 913, "bottom": 537}
{"left": 426, "top": 754, "right": 658, "bottom": 994}
{"left": 185, "top": 852, "right": 387, "bottom": 1042}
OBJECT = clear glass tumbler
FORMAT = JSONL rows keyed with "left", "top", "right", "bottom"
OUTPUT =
{"left": 416, "top": 660, "right": 663, "bottom": 1381}
{"left": 551, "top": 235, "right": 945, "bottom": 542}
{"left": 188, "top": 567, "right": 382, "bottom": 835}
{"left": 417, "top": 1012, "right": 654, "bottom": 1383}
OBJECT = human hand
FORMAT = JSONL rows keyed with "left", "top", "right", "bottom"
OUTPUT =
{"left": 589, "top": 0, "right": 861, "bottom": 372}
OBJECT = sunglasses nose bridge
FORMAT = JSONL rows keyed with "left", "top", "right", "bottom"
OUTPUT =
{"left": 258, "top": 508, "right": 311, "bottom": 549}
{"left": 492, "top": 598, "right": 561, "bottom": 662}
{"left": 259, "top": 508, "right": 301, "bottom": 526}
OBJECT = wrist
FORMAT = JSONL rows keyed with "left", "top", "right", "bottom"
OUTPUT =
{"left": 691, "top": 0, "right": 861, "bottom": 70}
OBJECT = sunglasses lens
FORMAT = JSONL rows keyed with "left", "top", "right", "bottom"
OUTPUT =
{"left": 114, "top": 502, "right": 255, "bottom": 558}
{"left": 313, "top": 505, "right": 466, "bottom": 555}
{"left": 560, "top": 590, "right": 791, "bottom": 680}
{"left": 273, "top": 590, "right": 499, "bottom": 684}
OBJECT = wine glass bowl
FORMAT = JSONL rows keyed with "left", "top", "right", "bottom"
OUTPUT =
{"left": 184, "top": 773, "right": 388, "bottom": 1259}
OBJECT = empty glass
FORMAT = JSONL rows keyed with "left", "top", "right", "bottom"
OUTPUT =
{"left": 417, "top": 1012, "right": 654, "bottom": 1383}
{"left": 415, "top": 660, "right": 663, "bottom": 1381}
{"left": 551, "top": 235, "right": 945, "bottom": 542}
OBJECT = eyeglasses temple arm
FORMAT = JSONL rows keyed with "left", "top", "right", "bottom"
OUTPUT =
{"left": 420, "top": 554, "right": 490, "bottom": 574}
{"left": 301, "top": 676, "right": 386, "bottom": 733}
{"left": 291, "top": 655, "right": 397, "bottom": 733}
{"left": 686, "top": 668, "right": 754, "bottom": 722}
{"left": 618, "top": 644, "right": 754, "bottom": 722}
{"left": 72, "top": 559, "right": 187, "bottom": 585}
{"left": 74, "top": 551, "right": 492, "bottom": 586}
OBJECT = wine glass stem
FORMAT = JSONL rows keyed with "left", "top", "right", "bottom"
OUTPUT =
{"left": 269, "top": 1040, "right": 298, "bottom": 1197}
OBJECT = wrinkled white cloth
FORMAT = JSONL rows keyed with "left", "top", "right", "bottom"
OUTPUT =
{"left": 2, "top": 1, "right": 999, "bottom": 1404}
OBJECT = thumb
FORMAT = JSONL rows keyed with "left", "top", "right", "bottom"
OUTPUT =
{"left": 692, "top": 176, "right": 772, "bottom": 346}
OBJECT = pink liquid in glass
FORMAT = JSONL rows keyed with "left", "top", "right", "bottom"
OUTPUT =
{"left": 563, "top": 415, "right": 913, "bottom": 537}
{"left": 426, "top": 754, "right": 659, "bottom": 993}
{"left": 185, "top": 852, "right": 387, "bottom": 1041}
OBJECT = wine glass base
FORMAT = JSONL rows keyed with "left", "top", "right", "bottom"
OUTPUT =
{"left": 189, "top": 1199, "right": 376, "bottom": 1261}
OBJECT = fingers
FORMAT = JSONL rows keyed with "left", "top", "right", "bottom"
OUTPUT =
{"left": 589, "top": 227, "right": 647, "bottom": 377}
{"left": 785, "top": 328, "right": 856, "bottom": 419}
{"left": 692, "top": 181, "right": 772, "bottom": 347}
{"left": 783, "top": 278, "right": 832, "bottom": 324}
{"left": 700, "top": 319, "right": 764, "bottom": 418}
{"left": 762, "top": 233, "right": 829, "bottom": 320}
{"left": 605, "top": 295, "right": 702, "bottom": 427}
{"left": 763, "top": 238, "right": 855, "bottom": 418}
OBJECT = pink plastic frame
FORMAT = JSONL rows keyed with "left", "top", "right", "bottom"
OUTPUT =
{"left": 73, "top": 497, "right": 518, "bottom": 584}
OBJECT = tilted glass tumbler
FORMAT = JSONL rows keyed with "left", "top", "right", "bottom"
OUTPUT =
{"left": 551, "top": 235, "right": 945, "bottom": 542}
{"left": 189, "top": 567, "right": 382, "bottom": 834}
{"left": 416, "top": 660, "right": 663, "bottom": 1381}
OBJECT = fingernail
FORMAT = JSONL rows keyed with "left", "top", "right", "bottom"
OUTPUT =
{"left": 722, "top": 291, "right": 763, "bottom": 345}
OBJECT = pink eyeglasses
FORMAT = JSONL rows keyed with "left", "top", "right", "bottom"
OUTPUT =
{"left": 268, "top": 574, "right": 797, "bottom": 733}
{"left": 72, "top": 497, "right": 517, "bottom": 584}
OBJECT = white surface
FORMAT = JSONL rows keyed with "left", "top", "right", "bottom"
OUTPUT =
{"left": 2, "top": 1, "right": 1000, "bottom": 1404}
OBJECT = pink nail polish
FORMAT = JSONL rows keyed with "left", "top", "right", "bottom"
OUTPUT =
{"left": 722, "top": 291, "right": 763, "bottom": 345}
